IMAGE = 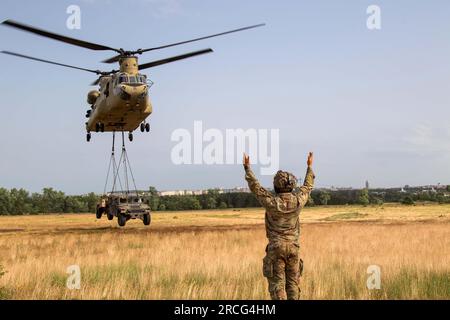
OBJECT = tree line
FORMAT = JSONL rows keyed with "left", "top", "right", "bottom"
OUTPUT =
{"left": 0, "top": 187, "right": 98, "bottom": 215}
{"left": 309, "top": 187, "right": 450, "bottom": 206}
{"left": 147, "top": 186, "right": 450, "bottom": 211}
{"left": 147, "top": 187, "right": 260, "bottom": 211}
{"left": 0, "top": 185, "right": 449, "bottom": 215}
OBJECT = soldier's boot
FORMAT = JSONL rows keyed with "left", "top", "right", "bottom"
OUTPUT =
{"left": 270, "top": 287, "right": 287, "bottom": 300}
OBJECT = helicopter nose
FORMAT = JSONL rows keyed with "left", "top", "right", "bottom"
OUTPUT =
{"left": 120, "top": 84, "right": 147, "bottom": 101}
{"left": 121, "top": 84, "right": 147, "bottom": 94}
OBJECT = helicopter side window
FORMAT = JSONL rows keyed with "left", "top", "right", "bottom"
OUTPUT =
{"left": 104, "top": 82, "right": 110, "bottom": 97}
{"left": 138, "top": 75, "right": 146, "bottom": 84}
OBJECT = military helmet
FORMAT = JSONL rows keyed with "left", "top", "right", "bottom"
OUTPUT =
{"left": 273, "top": 170, "right": 297, "bottom": 193}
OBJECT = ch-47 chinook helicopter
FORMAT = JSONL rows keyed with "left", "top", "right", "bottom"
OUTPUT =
{"left": 1, "top": 20, "right": 264, "bottom": 142}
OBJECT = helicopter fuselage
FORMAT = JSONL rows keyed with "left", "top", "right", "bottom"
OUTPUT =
{"left": 86, "top": 57, "right": 152, "bottom": 134}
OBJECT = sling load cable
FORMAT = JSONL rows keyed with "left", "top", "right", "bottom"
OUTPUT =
{"left": 108, "top": 131, "right": 138, "bottom": 196}
{"left": 119, "top": 131, "right": 139, "bottom": 196}
{"left": 106, "top": 132, "right": 124, "bottom": 194}
{"left": 112, "top": 133, "right": 126, "bottom": 193}
{"left": 124, "top": 139, "right": 139, "bottom": 197}
{"left": 121, "top": 131, "right": 130, "bottom": 195}
{"left": 103, "top": 132, "right": 114, "bottom": 194}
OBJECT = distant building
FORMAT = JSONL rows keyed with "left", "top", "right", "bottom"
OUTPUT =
{"left": 157, "top": 187, "right": 250, "bottom": 197}
{"left": 365, "top": 180, "right": 369, "bottom": 190}
{"left": 158, "top": 190, "right": 186, "bottom": 196}
{"left": 222, "top": 187, "right": 251, "bottom": 193}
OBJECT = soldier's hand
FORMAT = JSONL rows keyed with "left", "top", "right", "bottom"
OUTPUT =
{"left": 243, "top": 153, "right": 250, "bottom": 168}
{"left": 307, "top": 152, "right": 313, "bottom": 167}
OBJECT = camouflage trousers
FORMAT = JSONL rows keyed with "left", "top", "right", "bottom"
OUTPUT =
{"left": 262, "top": 241, "right": 303, "bottom": 300}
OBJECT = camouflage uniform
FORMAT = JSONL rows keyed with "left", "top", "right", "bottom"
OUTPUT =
{"left": 245, "top": 165, "right": 315, "bottom": 300}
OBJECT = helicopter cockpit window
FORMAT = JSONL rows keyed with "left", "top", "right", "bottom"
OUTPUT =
{"left": 129, "top": 76, "right": 137, "bottom": 84}
{"left": 118, "top": 75, "right": 128, "bottom": 84}
{"left": 117, "top": 75, "right": 146, "bottom": 85}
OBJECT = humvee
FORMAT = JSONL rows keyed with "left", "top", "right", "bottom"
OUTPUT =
{"left": 96, "top": 192, "right": 151, "bottom": 227}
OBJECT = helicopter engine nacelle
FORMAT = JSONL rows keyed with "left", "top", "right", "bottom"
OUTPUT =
{"left": 87, "top": 90, "right": 100, "bottom": 105}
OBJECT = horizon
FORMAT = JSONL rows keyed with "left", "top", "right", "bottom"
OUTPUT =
{"left": 1, "top": 180, "right": 447, "bottom": 196}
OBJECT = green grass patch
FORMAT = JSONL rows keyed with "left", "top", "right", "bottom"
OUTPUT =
{"left": 303, "top": 264, "right": 450, "bottom": 299}
{"left": 0, "top": 287, "right": 13, "bottom": 300}
{"left": 207, "top": 214, "right": 242, "bottom": 219}
{"left": 383, "top": 269, "right": 450, "bottom": 299}
{"left": 47, "top": 271, "right": 67, "bottom": 288}
{"left": 0, "top": 265, "right": 12, "bottom": 300}
{"left": 127, "top": 243, "right": 144, "bottom": 249}
{"left": 83, "top": 263, "right": 142, "bottom": 287}
{"left": 323, "top": 212, "right": 368, "bottom": 221}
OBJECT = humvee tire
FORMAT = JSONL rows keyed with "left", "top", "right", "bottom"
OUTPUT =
{"left": 143, "top": 213, "right": 151, "bottom": 226}
{"left": 96, "top": 208, "right": 102, "bottom": 219}
{"left": 107, "top": 211, "right": 114, "bottom": 220}
{"left": 118, "top": 214, "right": 127, "bottom": 227}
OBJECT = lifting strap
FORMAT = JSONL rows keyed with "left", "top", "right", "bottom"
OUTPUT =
{"left": 104, "top": 131, "right": 139, "bottom": 196}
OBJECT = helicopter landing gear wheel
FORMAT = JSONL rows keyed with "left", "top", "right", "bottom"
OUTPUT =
{"left": 140, "top": 123, "right": 145, "bottom": 132}
{"left": 86, "top": 132, "right": 91, "bottom": 142}
{"left": 100, "top": 123, "right": 105, "bottom": 132}
{"left": 145, "top": 123, "right": 150, "bottom": 132}
{"left": 128, "top": 132, "right": 133, "bottom": 142}
{"left": 95, "top": 123, "right": 100, "bottom": 133}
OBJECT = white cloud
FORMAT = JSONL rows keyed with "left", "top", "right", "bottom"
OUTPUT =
{"left": 403, "top": 123, "right": 450, "bottom": 156}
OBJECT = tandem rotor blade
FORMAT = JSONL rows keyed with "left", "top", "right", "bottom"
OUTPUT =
{"left": 141, "top": 24, "right": 265, "bottom": 52}
{"left": 1, "top": 50, "right": 111, "bottom": 75}
{"left": 91, "top": 77, "right": 103, "bottom": 86}
{"left": 103, "top": 54, "right": 126, "bottom": 64}
{"left": 103, "top": 23, "right": 265, "bottom": 63}
{"left": 2, "top": 19, "right": 121, "bottom": 52}
{"left": 138, "top": 48, "right": 213, "bottom": 70}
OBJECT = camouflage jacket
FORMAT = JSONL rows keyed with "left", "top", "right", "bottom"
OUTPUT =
{"left": 245, "top": 166, "right": 315, "bottom": 246}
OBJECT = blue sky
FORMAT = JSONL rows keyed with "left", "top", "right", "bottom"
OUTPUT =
{"left": 0, "top": 0, "right": 449, "bottom": 194}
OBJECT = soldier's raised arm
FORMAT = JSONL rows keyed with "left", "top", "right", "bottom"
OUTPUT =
{"left": 243, "top": 153, "right": 276, "bottom": 209}
{"left": 296, "top": 152, "right": 315, "bottom": 207}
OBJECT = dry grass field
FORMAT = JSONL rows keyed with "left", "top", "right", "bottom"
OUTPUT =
{"left": 0, "top": 203, "right": 449, "bottom": 300}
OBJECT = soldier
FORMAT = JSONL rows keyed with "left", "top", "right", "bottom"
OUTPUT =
{"left": 243, "top": 152, "right": 315, "bottom": 300}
